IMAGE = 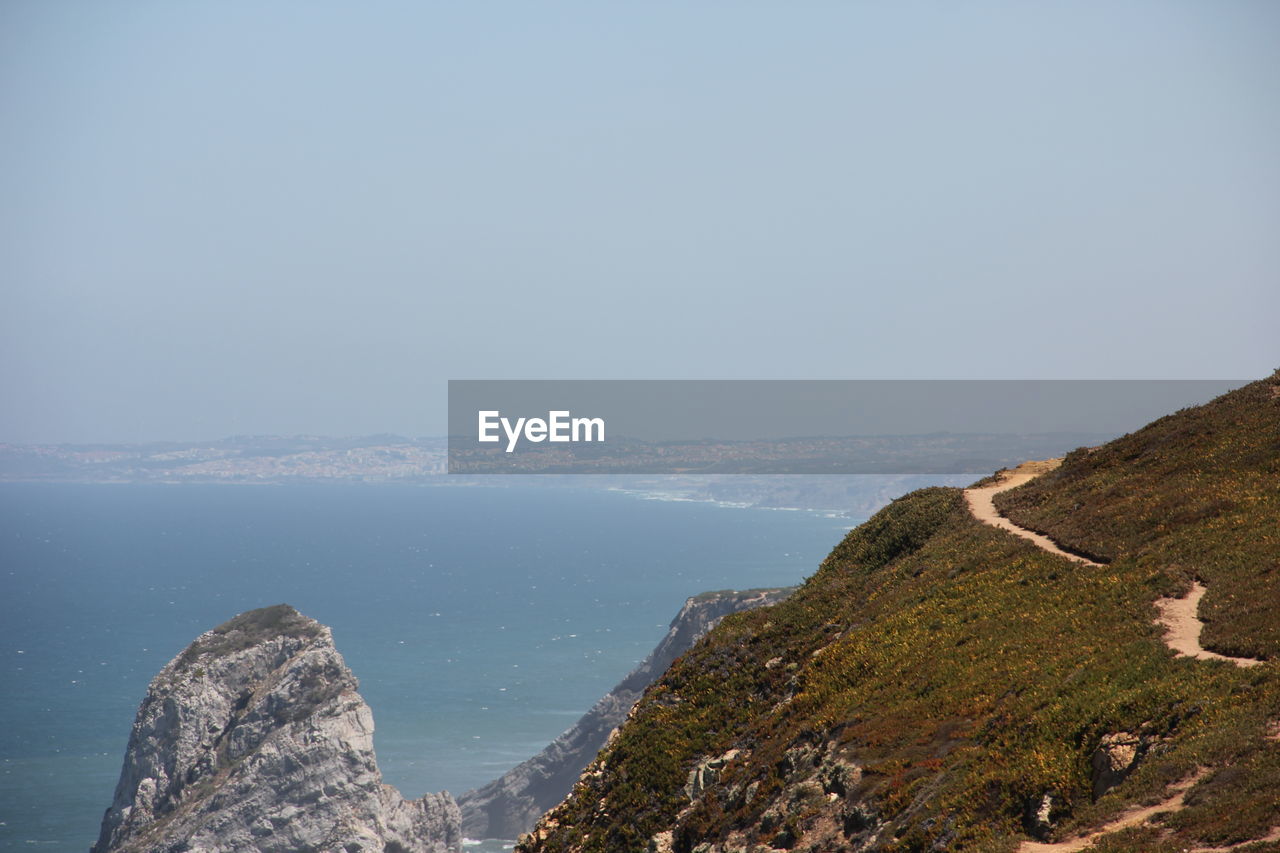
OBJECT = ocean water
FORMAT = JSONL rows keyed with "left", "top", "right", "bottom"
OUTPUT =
{"left": 0, "top": 482, "right": 854, "bottom": 851}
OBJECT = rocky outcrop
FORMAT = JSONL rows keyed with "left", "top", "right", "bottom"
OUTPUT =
{"left": 457, "top": 588, "right": 794, "bottom": 840}
{"left": 1090, "top": 731, "right": 1147, "bottom": 800}
{"left": 684, "top": 749, "right": 742, "bottom": 801}
{"left": 92, "top": 605, "right": 461, "bottom": 853}
{"left": 667, "top": 741, "right": 870, "bottom": 853}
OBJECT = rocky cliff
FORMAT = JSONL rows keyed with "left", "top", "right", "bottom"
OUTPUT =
{"left": 92, "top": 605, "right": 461, "bottom": 853}
{"left": 457, "top": 587, "right": 794, "bottom": 840}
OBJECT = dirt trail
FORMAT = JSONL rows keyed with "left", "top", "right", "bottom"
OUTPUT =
{"left": 964, "top": 460, "right": 1102, "bottom": 567}
{"left": 1190, "top": 825, "right": 1280, "bottom": 852}
{"left": 1156, "top": 582, "right": 1262, "bottom": 668}
{"left": 1019, "top": 769, "right": 1280, "bottom": 852}
{"left": 1018, "top": 769, "right": 1207, "bottom": 852}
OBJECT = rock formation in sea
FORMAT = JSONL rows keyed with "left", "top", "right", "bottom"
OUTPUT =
{"left": 456, "top": 587, "right": 794, "bottom": 840}
{"left": 91, "top": 604, "right": 461, "bottom": 853}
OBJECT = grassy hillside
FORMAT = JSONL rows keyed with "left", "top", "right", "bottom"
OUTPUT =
{"left": 518, "top": 375, "right": 1280, "bottom": 853}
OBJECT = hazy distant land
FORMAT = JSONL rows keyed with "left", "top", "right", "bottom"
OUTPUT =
{"left": 0, "top": 432, "right": 1112, "bottom": 516}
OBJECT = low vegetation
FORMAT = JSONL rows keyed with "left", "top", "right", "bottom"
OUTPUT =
{"left": 174, "top": 604, "right": 322, "bottom": 672}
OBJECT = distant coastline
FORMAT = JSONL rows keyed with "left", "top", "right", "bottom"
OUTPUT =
{"left": 0, "top": 432, "right": 1107, "bottom": 515}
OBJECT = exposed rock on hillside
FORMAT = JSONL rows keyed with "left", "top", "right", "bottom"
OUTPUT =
{"left": 457, "top": 588, "right": 794, "bottom": 840}
{"left": 1090, "top": 731, "right": 1146, "bottom": 800}
{"left": 92, "top": 605, "right": 461, "bottom": 853}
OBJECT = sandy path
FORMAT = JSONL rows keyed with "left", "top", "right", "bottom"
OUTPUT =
{"left": 1189, "top": 825, "right": 1280, "bottom": 852}
{"left": 1155, "top": 583, "right": 1262, "bottom": 668}
{"left": 1018, "top": 769, "right": 1207, "bottom": 852}
{"left": 1018, "top": 767, "right": 1280, "bottom": 853}
{"left": 963, "top": 460, "right": 1104, "bottom": 567}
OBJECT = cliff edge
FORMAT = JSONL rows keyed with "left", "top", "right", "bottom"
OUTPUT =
{"left": 92, "top": 604, "right": 461, "bottom": 853}
{"left": 457, "top": 587, "right": 794, "bottom": 840}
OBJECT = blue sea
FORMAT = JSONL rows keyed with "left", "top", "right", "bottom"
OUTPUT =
{"left": 0, "top": 482, "right": 856, "bottom": 851}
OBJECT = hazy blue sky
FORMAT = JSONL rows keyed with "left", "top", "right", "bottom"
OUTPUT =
{"left": 3, "top": 2, "right": 1277, "bottom": 442}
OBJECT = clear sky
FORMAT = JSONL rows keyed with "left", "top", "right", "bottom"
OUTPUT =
{"left": 3, "top": 1, "right": 1277, "bottom": 442}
